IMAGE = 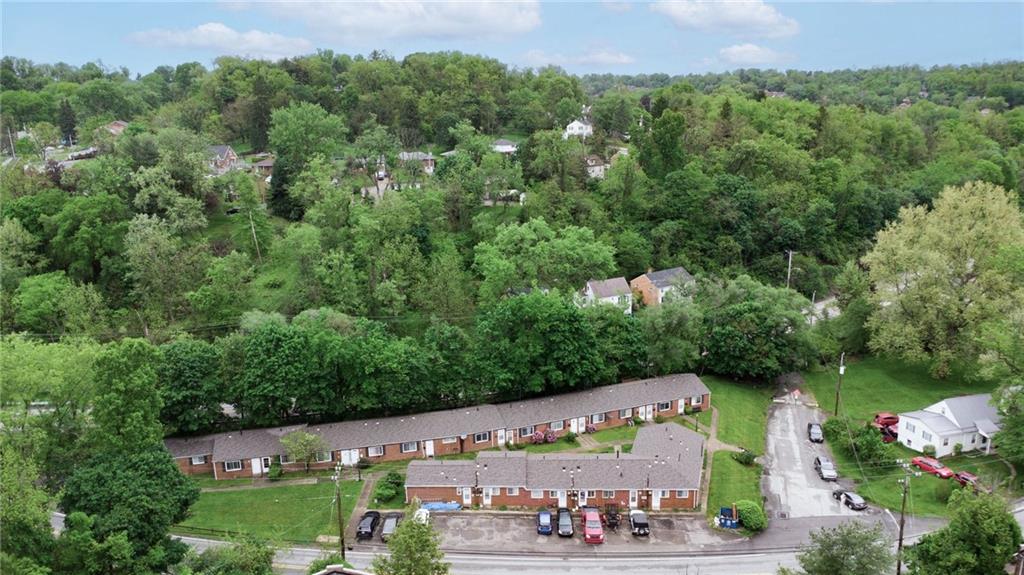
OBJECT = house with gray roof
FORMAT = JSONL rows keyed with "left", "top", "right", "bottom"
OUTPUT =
{"left": 897, "top": 393, "right": 1001, "bottom": 457}
{"left": 630, "top": 266, "right": 695, "bottom": 307}
{"left": 208, "top": 145, "right": 240, "bottom": 174}
{"left": 398, "top": 151, "right": 436, "bottom": 174}
{"left": 581, "top": 277, "right": 632, "bottom": 314}
{"left": 405, "top": 423, "right": 704, "bottom": 511}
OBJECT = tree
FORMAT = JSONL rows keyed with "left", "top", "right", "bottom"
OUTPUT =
{"left": 863, "top": 182, "right": 1024, "bottom": 377}
{"left": 187, "top": 251, "right": 255, "bottom": 324}
{"left": 60, "top": 446, "right": 199, "bottom": 574}
{"left": 582, "top": 305, "right": 646, "bottom": 383}
{"left": 58, "top": 98, "right": 77, "bottom": 144}
{"left": 0, "top": 217, "right": 46, "bottom": 289}
{"left": 124, "top": 215, "right": 208, "bottom": 323}
{"left": 353, "top": 122, "right": 400, "bottom": 194}
{"left": 175, "top": 535, "right": 274, "bottom": 575}
{"left": 638, "top": 299, "right": 704, "bottom": 376}
{"left": 269, "top": 101, "right": 346, "bottom": 174}
{"left": 0, "top": 440, "right": 53, "bottom": 565}
{"left": 778, "top": 522, "right": 894, "bottom": 575}
{"left": 371, "top": 512, "right": 450, "bottom": 575}
{"left": 157, "top": 337, "right": 223, "bottom": 434}
{"left": 906, "top": 490, "right": 1022, "bottom": 575}
{"left": 279, "top": 430, "right": 328, "bottom": 473}
{"left": 13, "top": 270, "right": 72, "bottom": 334}
{"left": 45, "top": 192, "right": 129, "bottom": 285}
{"left": 90, "top": 338, "right": 164, "bottom": 453}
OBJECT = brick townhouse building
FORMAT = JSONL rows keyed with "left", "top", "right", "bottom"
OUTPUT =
{"left": 405, "top": 422, "right": 705, "bottom": 510}
{"left": 165, "top": 374, "right": 711, "bottom": 481}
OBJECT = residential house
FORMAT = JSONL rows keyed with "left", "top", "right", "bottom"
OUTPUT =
{"left": 582, "top": 277, "right": 632, "bottom": 314}
{"left": 897, "top": 394, "right": 1001, "bottom": 458}
{"left": 492, "top": 139, "right": 518, "bottom": 155}
{"left": 104, "top": 120, "right": 130, "bottom": 136}
{"left": 584, "top": 155, "right": 609, "bottom": 179}
{"left": 405, "top": 422, "right": 704, "bottom": 510}
{"left": 398, "top": 151, "right": 436, "bottom": 175}
{"left": 208, "top": 145, "right": 240, "bottom": 175}
{"left": 630, "top": 267, "right": 695, "bottom": 307}
{"left": 253, "top": 157, "right": 275, "bottom": 177}
{"left": 166, "top": 373, "right": 711, "bottom": 480}
{"left": 563, "top": 119, "right": 593, "bottom": 140}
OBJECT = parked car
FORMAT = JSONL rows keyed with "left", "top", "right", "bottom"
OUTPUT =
{"left": 376, "top": 170, "right": 388, "bottom": 181}
{"left": 413, "top": 508, "right": 430, "bottom": 525}
{"left": 874, "top": 412, "right": 899, "bottom": 427}
{"left": 582, "top": 507, "right": 605, "bottom": 544}
{"left": 355, "top": 511, "right": 381, "bottom": 540}
{"left": 807, "top": 423, "right": 824, "bottom": 443}
{"left": 629, "top": 509, "right": 650, "bottom": 536}
{"left": 380, "top": 512, "right": 401, "bottom": 542}
{"left": 911, "top": 456, "right": 954, "bottom": 479}
{"left": 603, "top": 504, "right": 621, "bottom": 531}
{"left": 954, "top": 471, "right": 978, "bottom": 488}
{"left": 832, "top": 489, "right": 868, "bottom": 510}
{"left": 814, "top": 455, "right": 839, "bottom": 481}
{"left": 870, "top": 421, "right": 899, "bottom": 443}
{"left": 536, "top": 510, "right": 553, "bottom": 535}
{"left": 557, "top": 507, "right": 574, "bottom": 537}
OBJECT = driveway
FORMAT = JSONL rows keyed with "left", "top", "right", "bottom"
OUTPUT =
{"left": 761, "top": 390, "right": 870, "bottom": 519}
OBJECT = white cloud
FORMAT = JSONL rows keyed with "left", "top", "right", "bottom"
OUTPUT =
{"left": 601, "top": 1, "right": 634, "bottom": 13}
{"left": 651, "top": 0, "right": 799, "bottom": 38}
{"left": 718, "top": 43, "right": 786, "bottom": 65}
{"left": 524, "top": 48, "right": 635, "bottom": 67}
{"left": 266, "top": 1, "right": 541, "bottom": 41}
{"left": 127, "top": 22, "right": 313, "bottom": 60}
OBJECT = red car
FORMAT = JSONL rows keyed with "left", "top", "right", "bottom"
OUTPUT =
{"left": 582, "top": 507, "right": 605, "bottom": 544}
{"left": 911, "top": 456, "right": 954, "bottom": 479}
{"left": 871, "top": 422, "right": 899, "bottom": 443}
{"left": 874, "top": 412, "right": 899, "bottom": 427}
{"left": 954, "top": 471, "right": 978, "bottom": 488}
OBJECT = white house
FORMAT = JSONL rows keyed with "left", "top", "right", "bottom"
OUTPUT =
{"left": 581, "top": 277, "right": 632, "bottom": 315}
{"left": 563, "top": 119, "right": 593, "bottom": 140}
{"left": 897, "top": 394, "right": 1001, "bottom": 458}
{"left": 492, "top": 139, "right": 518, "bottom": 155}
{"left": 584, "top": 155, "right": 609, "bottom": 179}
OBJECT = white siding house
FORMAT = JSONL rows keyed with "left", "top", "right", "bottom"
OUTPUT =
{"left": 581, "top": 277, "right": 632, "bottom": 315}
{"left": 492, "top": 139, "right": 518, "bottom": 155}
{"left": 897, "top": 394, "right": 1001, "bottom": 458}
{"left": 563, "top": 119, "right": 593, "bottom": 139}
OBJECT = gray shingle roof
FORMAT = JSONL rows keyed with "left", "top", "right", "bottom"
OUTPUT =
{"left": 939, "top": 394, "right": 1000, "bottom": 429}
{"left": 496, "top": 374, "right": 709, "bottom": 429}
{"left": 644, "top": 267, "right": 694, "bottom": 289}
{"left": 208, "top": 145, "right": 234, "bottom": 160}
{"left": 211, "top": 425, "right": 305, "bottom": 462}
{"left": 900, "top": 410, "right": 961, "bottom": 435}
{"left": 587, "top": 277, "right": 630, "bottom": 299}
{"left": 318, "top": 404, "right": 504, "bottom": 450}
{"left": 399, "top": 151, "right": 434, "bottom": 161}
{"left": 165, "top": 436, "right": 216, "bottom": 458}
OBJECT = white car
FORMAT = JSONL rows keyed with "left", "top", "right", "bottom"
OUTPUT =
{"left": 413, "top": 508, "right": 430, "bottom": 525}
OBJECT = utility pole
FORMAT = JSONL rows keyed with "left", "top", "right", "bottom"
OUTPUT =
{"left": 896, "top": 464, "right": 920, "bottom": 575}
{"left": 786, "top": 250, "right": 794, "bottom": 289}
{"left": 834, "top": 352, "right": 846, "bottom": 417}
{"left": 332, "top": 463, "right": 346, "bottom": 561}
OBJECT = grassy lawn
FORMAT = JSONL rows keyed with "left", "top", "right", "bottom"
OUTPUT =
{"left": 703, "top": 375, "right": 775, "bottom": 454}
{"left": 803, "top": 356, "right": 996, "bottom": 423}
{"left": 519, "top": 438, "right": 580, "bottom": 454}
{"left": 191, "top": 476, "right": 257, "bottom": 489}
{"left": 587, "top": 443, "right": 633, "bottom": 454}
{"left": 590, "top": 424, "right": 639, "bottom": 444}
{"left": 706, "top": 451, "right": 762, "bottom": 518}
{"left": 176, "top": 480, "right": 363, "bottom": 543}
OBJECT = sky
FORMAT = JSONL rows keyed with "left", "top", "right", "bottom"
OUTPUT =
{"left": 2, "top": 1, "right": 1022, "bottom": 77}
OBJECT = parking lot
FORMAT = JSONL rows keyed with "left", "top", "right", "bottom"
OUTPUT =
{"left": 762, "top": 390, "right": 873, "bottom": 519}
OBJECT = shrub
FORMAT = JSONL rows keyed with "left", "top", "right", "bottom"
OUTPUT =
{"left": 735, "top": 500, "right": 767, "bottom": 532}
{"left": 382, "top": 471, "right": 404, "bottom": 490}
{"left": 632, "top": 416, "right": 644, "bottom": 426}
{"left": 498, "top": 505, "right": 508, "bottom": 511}
{"left": 732, "top": 450, "right": 756, "bottom": 466}
{"left": 308, "top": 553, "right": 346, "bottom": 574}
{"left": 922, "top": 444, "right": 936, "bottom": 457}
{"left": 654, "top": 415, "right": 666, "bottom": 424}
{"left": 585, "top": 423, "right": 597, "bottom": 434}
{"left": 851, "top": 425, "right": 895, "bottom": 466}
{"left": 545, "top": 431, "right": 557, "bottom": 443}
{"left": 373, "top": 483, "right": 397, "bottom": 503}
{"left": 532, "top": 430, "right": 545, "bottom": 443}
{"left": 821, "top": 417, "right": 851, "bottom": 449}
{"left": 507, "top": 442, "right": 523, "bottom": 451}
{"left": 356, "top": 457, "right": 370, "bottom": 469}
{"left": 953, "top": 443, "right": 963, "bottom": 456}
{"left": 934, "top": 479, "right": 954, "bottom": 503}
{"left": 564, "top": 431, "right": 577, "bottom": 444}
{"left": 267, "top": 465, "right": 283, "bottom": 482}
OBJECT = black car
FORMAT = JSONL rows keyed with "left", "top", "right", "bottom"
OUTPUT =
{"left": 536, "top": 510, "right": 553, "bottom": 535}
{"left": 356, "top": 511, "right": 381, "bottom": 540}
{"left": 629, "top": 509, "right": 650, "bottom": 536}
{"left": 832, "top": 489, "right": 867, "bottom": 510}
{"left": 556, "top": 507, "right": 574, "bottom": 537}
{"left": 807, "top": 423, "right": 824, "bottom": 443}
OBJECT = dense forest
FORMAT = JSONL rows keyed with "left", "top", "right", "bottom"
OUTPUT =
{"left": 3, "top": 50, "right": 1024, "bottom": 575}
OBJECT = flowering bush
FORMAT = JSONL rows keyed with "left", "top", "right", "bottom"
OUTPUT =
{"left": 532, "top": 430, "right": 545, "bottom": 444}
{"left": 585, "top": 424, "right": 597, "bottom": 434}
{"left": 545, "top": 431, "right": 557, "bottom": 443}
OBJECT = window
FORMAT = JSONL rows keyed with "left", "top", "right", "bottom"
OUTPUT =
{"left": 981, "top": 436, "right": 988, "bottom": 444}
{"left": 550, "top": 421, "right": 564, "bottom": 431}
{"left": 368, "top": 445, "right": 385, "bottom": 457}
{"left": 943, "top": 438, "right": 949, "bottom": 446}
{"left": 315, "top": 451, "right": 332, "bottom": 463}
{"left": 279, "top": 454, "right": 294, "bottom": 465}
{"left": 549, "top": 490, "right": 559, "bottom": 498}
{"left": 474, "top": 431, "right": 491, "bottom": 444}
{"left": 971, "top": 435, "right": 977, "bottom": 444}
{"left": 691, "top": 395, "right": 703, "bottom": 405}
{"left": 531, "top": 490, "right": 543, "bottom": 499}
{"left": 676, "top": 490, "right": 689, "bottom": 498}
{"left": 507, "top": 487, "right": 519, "bottom": 496}
{"left": 659, "top": 490, "right": 670, "bottom": 498}
{"left": 519, "top": 426, "right": 535, "bottom": 437}
{"left": 586, "top": 490, "right": 596, "bottom": 498}
{"left": 400, "top": 441, "right": 418, "bottom": 453}
{"left": 922, "top": 431, "right": 932, "bottom": 442}
{"left": 603, "top": 490, "right": 615, "bottom": 498}
{"left": 591, "top": 413, "right": 606, "bottom": 424}
{"left": 442, "top": 437, "right": 457, "bottom": 444}
{"left": 618, "top": 408, "right": 632, "bottom": 419}
{"left": 906, "top": 422, "right": 916, "bottom": 433}
{"left": 190, "top": 455, "right": 207, "bottom": 465}
{"left": 657, "top": 401, "right": 672, "bottom": 412}
{"left": 224, "top": 460, "right": 242, "bottom": 472}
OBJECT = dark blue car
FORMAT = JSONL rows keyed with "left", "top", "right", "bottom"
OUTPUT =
{"left": 536, "top": 510, "right": 553, "bottom": 535}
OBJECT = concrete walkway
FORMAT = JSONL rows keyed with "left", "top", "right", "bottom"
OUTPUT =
{"left": 576, "top": 434, "right": 600, "bottom": 450}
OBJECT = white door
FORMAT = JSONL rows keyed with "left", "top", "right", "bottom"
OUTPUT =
{"left": 558, "top": 490, "right": 568, "bottom": 507}
{"left": 251, "top": 457, "right": 263, "bottom": 475}
{"left": 341, "top": 449, "right": 359, "bottom": 465}
{"left": 579, "top": 490, "right": 588, "bottom": 507}
{"left": 644, "top": 405, "right": 654, "bottom": 421}
{"left": 497, "top": 429, "right": 506, "bottom": 447}
{"left": 424, "top": 439, "right": 435, "bottom": 457}
{"left": 652, "top": 491, "right": 661, "bottom": 511}
{"left": 678, "top": 399, "right": 685, "bottom": 414}
{"left": 570, "top": 418, "right": 579, "bottom": 434}
{"left": 577, "top": 417, "right": 586, "bottom": 432}
{"left": 483, "top": 488, "right": 492, "bottom": 507}
{"left": 629, "top": 490, "right": 638, "bottom": 508}
{"left": 261, "top": 457, "right": 272, "bottom": 472}
{"left": 462, "top": 488, "right": 472, "bottom": 506}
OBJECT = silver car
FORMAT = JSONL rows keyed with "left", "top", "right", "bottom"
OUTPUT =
{"left": 815, "top": 455, "right": 838, "bottom": 481}
{"left": 380, "top": 512, "right": 402, "bottom": 542}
